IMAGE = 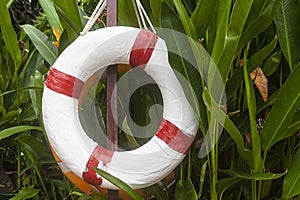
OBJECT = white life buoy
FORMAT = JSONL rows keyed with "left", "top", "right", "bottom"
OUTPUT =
{"left": 42, "top": 26, "right": 198, "bottom": 190}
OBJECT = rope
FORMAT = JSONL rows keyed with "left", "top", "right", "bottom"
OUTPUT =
{"left": 81, "top": 0, "right": 107, "bottom": 35}
{"left": 135, "top": 0, "right": 156, "bottom": 33}
{"left": 131, "top": 0, "right": 142, "bottom": 28}
{"left": 80, "top": 0, "right": 156, "bottom": 35}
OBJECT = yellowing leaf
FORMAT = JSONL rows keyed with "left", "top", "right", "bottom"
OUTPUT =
{"left": 251, "top": 67, "right": 268, "bottom": 101}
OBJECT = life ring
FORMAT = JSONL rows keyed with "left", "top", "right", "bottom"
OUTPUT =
{"left": 42, "top": 26, "right": 198, "bottom": 190}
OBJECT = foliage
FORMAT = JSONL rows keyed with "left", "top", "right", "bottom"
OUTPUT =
{"left": 0, "top": 0, "right": 299, "bottom": 199}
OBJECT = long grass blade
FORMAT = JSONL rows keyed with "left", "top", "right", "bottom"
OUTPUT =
{"left": 38, "top": 0, "right": 63, "bottom": 33}
{"left": 0, "top": 126, "right": 44, "bottom": 140}
{"left": 93, "top": 167, "right": 143, "bottom": 200}
{"left": 217, "top": 0, "right": 254, "bottom": 82}
{"left": 0, "top": 0, "right": 22, "bottom": 67}
{"left": 243, "top": 47, "right": 263, "bottom": 172}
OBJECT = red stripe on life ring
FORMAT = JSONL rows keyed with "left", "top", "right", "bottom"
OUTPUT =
{"left": 156, "top": 119, "right": 195, "bottom": 154}
{"left": 130, "top": 30, "right": 158, "bottom": 68}
{"left": 45, "top": 68, "right": 84, "bottom": 99}
{"left": 82, "top": 146, "right": 113, "bottom": 186}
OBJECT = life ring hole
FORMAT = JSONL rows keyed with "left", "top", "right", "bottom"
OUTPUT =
{"left": 78, "top": 65, "right": 163, "bottom": 151}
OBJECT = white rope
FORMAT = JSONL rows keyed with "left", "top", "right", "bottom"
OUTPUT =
{"left": 135, "top": 0, "right": 147, "bottom": 30}
{"left": 131, "top": 0, "right": 142, "bottom": 28}
{"left": 134, "top": 0, "right": 156, "bottom": 33}
{"left": 135, "top": 0, "right": 156, "bottom": 34}
{"left": 80, "top": 0, "right": 156, "bottom": 35}
{"left": 81, "top": 0, "right": 107, "bottom": 35}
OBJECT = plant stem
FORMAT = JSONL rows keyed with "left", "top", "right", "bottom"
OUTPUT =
{"left": 14, "top": 67, "right": 22, "bottom": 189}
{"left": 252, "top": 180, "right": 257, "bottom": 200}
{"left": 210, "top": 121, "right": 218, "bottom": 199}
{"left": 17, "top": 143, "right": 21, "bottom": 188}
{"left": 188, "top": 150, "right": 192, "bottom": 179}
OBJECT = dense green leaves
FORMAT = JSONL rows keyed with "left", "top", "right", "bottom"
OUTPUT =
{"left": 191, "top": 0, "right": 217, "bottom": 39}
{"left": 173, "top": 0, "right": 197, "bottom": 39}
{"left": 0, "top": 0, "right": 22, "bottom": 67}
{"left": 237, "top": 0, "right": 281, "bottom": 53}
{"left": 203, "top": 88, "right": 253, "bottom": 166}
{"left": 261, "top": 63, "right": 300, "bottom": 151}
{"left": 217, "top": 0, "right": 254, "bottom": 82}
{"left": 275, "top": 0, "right": 300, "bottom": 70}
{"left": 226, "top": 36, "right": 278, "bottom": 99}
{"left": 10, "top": 186, "right": 40, "bottom": 200}
{"left": 1, "top": 0, "right": 300, "bottom": 199}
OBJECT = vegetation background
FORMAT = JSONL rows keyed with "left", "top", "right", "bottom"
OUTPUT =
{"left": 0, "top": 0, "right": 300, "bottom": 199}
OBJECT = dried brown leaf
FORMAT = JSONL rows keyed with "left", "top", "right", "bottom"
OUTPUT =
{"left": 251, "top": 67, "right": 268, "bottom": 101}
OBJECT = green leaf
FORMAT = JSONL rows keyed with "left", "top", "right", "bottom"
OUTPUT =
{"left": 191, "top": 0, "right": 217, "bottom": 38}
{"left": 19, "top": 50, "right": 44, "bottom": 87}
{"left": 198, "top": 160, "right": 207, "bottom": 198}
{"left": 174, "top": 179, "right": 197, "bottom": 200}
{"left": 174, "top": 180, "right": 185, "bottom": 200}
{"left": 17, "top": 135, "right": 50, "bottom": 158}
{"left": 226, "top": 36, "right": 278, "bottom": 100}
{"left": 258, "top": 89, "right": 280, "bottom": 113}
{"left": 145, "top": 184, "right": 169, "bottom": 200}
{"left": 237, "top": 0, "right": 281, "bottom": 53}
{"left": 6, "top": 0, "right": 14, "bottom": 8}
{"left": 0, "top": 126, "right": 44, "bottom": 140}
{"left": 0, "top": 0, "right": 22, "bottom": 67}
{"left": 19, "top": 109, "right": 38, "bottom": 122}
{"left": 150, "top": 0, "right": 162, "bottom": 25}
{"left": 173, "top": 0, "right": 198, "bottom": 40}
{"left": 121, "top": 117, "right": 140, "bottom": 148}
{"left": 216, "top": 177, "right": 242, "bottom": 198}
{"left": 93, "top": 167, "right": 143, "bottom": 200}
{"left": 54, "top": 0, "right": 82, "bottom": 32}
{"left": 210, "top": 0, "right": 231, "bottom": 64}
{"left": 118, "top": 0, "right": 138, "bottom": 27}
{"left": 29, "top": 70, "right": 44, "bottom": 122}
{"left": 159, "top": 3, "right": 208, "bottom": 134}
{"left": 9, "top": 186, "right": 40, "bottom": 200}
{"left": 244, "top": 0, "right": 271, "bottom": 26}
{"left": 202, "top": 88, "right": 252, "bottom": 166}
{"left": 280, "top": 113, "right": 300, "bottom": 141}
{"left": 217, "top": 0, "right": 254, "bottom": 82}
{"left": 275, "top": 0, "right": 300, "bottom": 70}
{"left": 261, "top": 63, "right": 300, "bottom": 151}
{"left": 54, "top": 5, "right": 80, "bottom": 43}
{"left": 160, "top": 2, "right": 184, "bottom": 33}
{"left": 220, "top": 169, "right": 287, "bottom": 180}
{"left": 262, "top": 50, "right": 281, "bottom": 76}
{"left": 243, "top": 50, "right": 262, "bottom": 172}
{"left": 186, "top": 179, "right": 197, "bottom": 200}
{"left": 22, "top": 24, "right": 58, "bottom": 65}
{"left": 38, "top": 0, "right": 63, "bottom": 33}
{"left": 282, "top": 147, "right": 300, "bottom": 198}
